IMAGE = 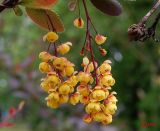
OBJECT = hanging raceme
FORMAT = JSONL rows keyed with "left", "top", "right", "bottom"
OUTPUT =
{"left": 39, "top": 31, "right": 79, "bottom": 109}
{"left": 39, "top": 0, "right": 120, "bottom": 125}
{"left": 70, "top": 0, "right": 119, "bottom": 125}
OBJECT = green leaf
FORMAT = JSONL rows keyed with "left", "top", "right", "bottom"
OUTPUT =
{"left": 26, "top": 8, "right": 64, "bottom": 32}
{"left": 90, "top": 0, "right": 122, "bottom": 16}
{"left": 20, "top": 0, "right": 58, "bottom": 9}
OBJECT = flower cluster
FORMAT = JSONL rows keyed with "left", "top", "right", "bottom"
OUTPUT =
{"left": 74, "top": 57, "right": 117, "bottom": 125}
{"left": 39, "top": 32, "right": 78, "bottom": 109}
{"left": 38, "top": 0, "right": 119, "bottom": 126}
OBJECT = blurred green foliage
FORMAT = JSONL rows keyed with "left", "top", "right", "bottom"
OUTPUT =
{"left": 0, "top": 0, "right": 160, "bottom": 131}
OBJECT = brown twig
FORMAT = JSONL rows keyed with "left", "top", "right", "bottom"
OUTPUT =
{"left": 82, "top": 0, "right": 99, "bottom": 85}
{"left": 128, "top": 0, "right": 160, "bottom": 42}
{"left": 139, "top": 0, "right": 160, "bottom": 26}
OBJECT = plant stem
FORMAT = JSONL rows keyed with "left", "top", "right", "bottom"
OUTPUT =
{"left": 82, "top": 0, "right": 99, "bottom": 85}
{"left": 139, "top": 0, "right": 160, "bottom": 25}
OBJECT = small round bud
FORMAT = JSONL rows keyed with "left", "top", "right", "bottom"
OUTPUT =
{"left": 85, "top": 102, "right": 101, "bottom": 114}
{"left": 91, "top": 89, "right": 107, "bottom": 101}
{"left": 65, "top": 66, "right": 74, "bottom": 76}
{"left": 69, "top": 92, "right": 80, "bottom": 105}
{"left": 59, "top": 83, "right": 71, "bottom": 94}
{"left": 59, "top": 94, "right": 69, "bottom": 104}
{"left": 57, "top": 42, "right": 72, "bottom": 55}
{"left": 73, "top": 18, "right": 84, "bottom": 28}
{"left": 46, "top": 32, "right": 59, "bottom": 43}
{"left": 39, "top": 62, "right": 51, "bottom": 73}
{"left": 39, "top": 51, "right": 53, "bottom": 62}
{"left": 95, "top": 34, "right": 107, "bottom": 45}
{"left": 99, "top": 48, "right": 107, "bottom": 56}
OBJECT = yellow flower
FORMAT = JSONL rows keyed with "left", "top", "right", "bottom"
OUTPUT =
{"left": 99, "top": 62, "right": 111, "bottom": 74}
{"left": 69, "top": 92, "right": 80, "bottom": 105}
{"left": 46, "top": 92, "right": 59, "bottom": 102}
{"left": 80, "top": 95, "right": 90, "bottom": 105}
{"left": 57, "top": 42, "right": 72, "bottom": 55}
{"left": 73, "top": 17, "right": 84, "bottom": 28}
{"left": 40, "top": 81, "right": 50, "bottom": 92}
{"left": 59, "top": 83, "right": 71, "bottom": 94}
{"left": 85, "top": 102, "right": 101, "bottom": 114}
{"left": 91, "top": 89, "right": 107, "bottom": 101}
{"left": 68, "top": 75, "right": 78, "bottom": 87}
{"left": 102, "top": 114, "right": 112, "bottom": 125}
{"left": 39, "top": 62, "right": 51, "bottom": 73}
{"left": 83, "top": 114, "right": 92, "bottom": 124}
{"left": 101, "top": 75, "right": 115, "bottom": 87}
{"left": 59, "top": 94, "right": 69, "bottom": 104}
{"left": 107, "top": 95, "right": 118, "bottom": 104}
{"left": 39, "top": 51, "right": 53, "bottom": 62}
{"left": 53, "top": 57, "right": 66, "bottom": 70}
{"left": 46, "top": 100, "right": 59, "bottom": 109}
{"left": 78, "top": 72, "right": 91, "bottom": 84}
{"left": 47, "top": 73, "right": 60, "bottom": 87}
{"left": 46, "top": 32, "right": 59, "bottom": 43}
{"left": 77, "top": 84, "right": 90, "bottom": 96}
{"left": 92, "top": 112, "right": 107, "bottom": 122}
{"left": 88, "top": 62, "right": 94, "bottom": 72}
{"left": 65, "top": 66, "right": 74, "bottom": 76}
{"left": 95, "top": 34, "right": 107, "bottom": 45}
{"left": 103, "top": 103, "right": 117, "bottom": 115}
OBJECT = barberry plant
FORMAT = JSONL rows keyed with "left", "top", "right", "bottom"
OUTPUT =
{"left": 0, "top": 0, "right": 123, "bottom": 126}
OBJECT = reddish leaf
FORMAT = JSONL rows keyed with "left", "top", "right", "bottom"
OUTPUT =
{"left": 90, "top": 0, "right": 122, "bottom": 16}
{"left": 20, "top": 0, "right": 58, "bottom": 9}
{"left": 26, "top": 8, "right": 64, "bottom": 32}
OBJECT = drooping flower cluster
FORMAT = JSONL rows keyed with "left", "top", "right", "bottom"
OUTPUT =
{"left": 38, "top": 0, "right": 119, "bottom": 126}
{"left": 74, "top": 57, "right": 118, "bottom": 125}
{"left": 39, "top": 32, "right": 79, "bottom": 109}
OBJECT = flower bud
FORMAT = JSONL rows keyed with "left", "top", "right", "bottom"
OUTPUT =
{"left": 103, "top": 103, "right": 117, "bottom": 115}
{"left": 85, "top": 102, "right": 101, "bottom": 114}
{"left": 46, "top": 92, "right": 59, "bottom": 102}
{"left": 69, "top": 92, "right": 80, "bottom": 105}
{"left": 99, "top": 48, "right": 107, "bottom": 56}
{"left": 78, "top": 72, "right": 91, "bottom": 84}
{"left": 73, "top": 17, "right": 84, "bottom": 28}
{"left": 40, "top": 81, "right": 50, "bottom": 92}
{"left": 77, "top": 84, "right": 90, "bottom": 96}
{"left": 93, "top": 112, "right": 107, "bottom": 122}
{"left": 80, "top": 95, "right": 90, "bottom": 104}
{"left": 59, "top": 83, "right": 71, "bottom": 94}
{"left": 65, "top": 66, "right": 74, "bottom": 76}
{"left": 39, "top": 51, "right": 53, "bottom": 62}
{"left": 59, "top": 94, "right": 69, "bottom": 104}
{"left": 57, "top": 42, "right": 72, "bottom": 55}
{"left": 99, "top": 63, "right": 111, "bottom": 74}
{"left": 91, "top": 89, "right": 107, "bottom": 101}
{"left": 53, "top": 57, "right": 66, "bottom": 70}
{"left": 102, "top": 114, "right": 112, "bottom": 125}
{"left": 101, "top": 75, "right": 115, "bottom": 87}
{"left": 39, "top": 62, "right": 51, "bottom": 73}
{"left": 95, "top": 34, "right": 107, "bottom": 45}
{"left": 46, "top": 32, "right": 59, "bottom": 43}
